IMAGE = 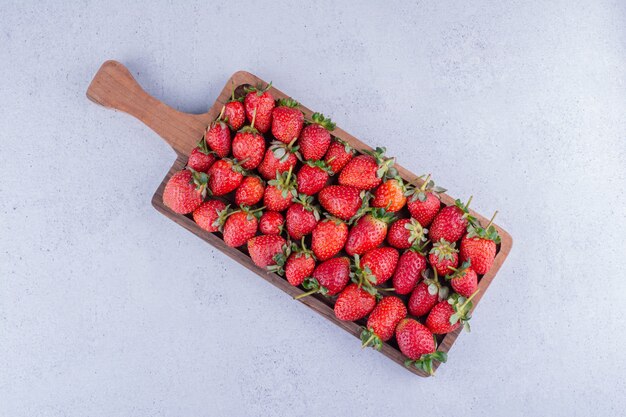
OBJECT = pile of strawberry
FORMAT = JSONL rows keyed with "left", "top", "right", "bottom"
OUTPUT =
{"left": 162, "top": 82, "right": 501, "bottom": 375}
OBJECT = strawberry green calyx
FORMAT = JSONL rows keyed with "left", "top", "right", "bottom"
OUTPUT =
{"left": 404, "top": 173, "right": 447, "bottom": 202}
{"left": 239, "top": 108, "right": 260, "bottom": 133}
{"left": 294, "top": 277, "right": 329, "bottom": 300}
{"left": 448, "top": 290, "right": 479, "bottom": 332}
{"left": 223, "top": 157, "right": 249, "bottom": 176}
{"left": 270, "top": 137, "right": 300, "bottom": 162}
{"left": 360, "top": 328, "right": 383, "bottom": 351}
{"left": 455, "top": 196, "right": 477, "bottom": 227}
{"left": 405, "top": 218, "right": 428, "bottom": 247}
{"left": 308, "top": 112, "right": 336, "bottom": 131}
{"left": 422, "top": 268, "right": 449, "bottom": 300}
{"left": 277, "top": 97, "right": 300, "bottom": 108}
{"left": 267, "top": 243, "right": 293, "bottom": 276}
{"left": 348, "top": 191, "right": 372, "bottom": 224}
{"left": 269, "top": 166, "right": 298, "bottom": 199}
{"left": 304, "top": 158, "right": 334, "bottom": 175}
{"left": 467, "top": 211, "right": 501, "bottom": 244}
{"left": 429, "top": 238, "right": 458, "bottom": 262}
{"left": 292, "top": 194, "right": 321, "bottom": 221}
{"left": 196, "top": 135, "right": 215, "bottom": 156}
{"left": 212, "top": 204, "right": 232, "bottom": 231}
{"left": 187, "top": 168, "right": 209, "bottom": 198}
{"left": 369, "top": 207, "right": 396, "bottom": 224}
{"left": 362, "top": 146, "right": 397, "bottom": 180}
{"left": 244, "top": 81, "right": 272, "bottom": 96}
{"left": 350, "top": 254, "right": 378, "bottom": 296}
{"left": 446, "top": 260, "right": 471, "bottom": 280}
{"left": 337, "top": 138, "right": 353, "bottom": 154}
{"left": 405, "top": 351, "right": 448, "bottom": 375}
{"left": 292, "top": 236, "right": 315, "bottom": 259}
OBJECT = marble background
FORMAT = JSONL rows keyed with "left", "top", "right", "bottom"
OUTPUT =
{"left": 1, "top": 1, "right": 625, "bottom": 416}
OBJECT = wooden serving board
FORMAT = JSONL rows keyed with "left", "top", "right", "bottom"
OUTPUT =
{"left": 86, "top": 60, "right": 513, "bottom": 377}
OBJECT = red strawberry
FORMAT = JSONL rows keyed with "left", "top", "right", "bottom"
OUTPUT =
{"left": 205, "top": 109, "right": 231, "bottom": 158}
{"left": 459, "top": 211, "right": 500, "bottom": 275}
{"left": 345, "top": 208, "right": 395, "bottom": 256}
{"left": 428, "top": 239, "right": 459, "bottom": 276}
{"left": 371, "top": 177, "right": 406, "bottom": 212}
{"left": 395, "top": 319, "right": 434, "bottom": 359}
{"left": 232, "top": 122, "right": 265, "bottom": 170}
{"left": 235, "top": 175, "right": 265, "bottom": 206}
{"left": 163, "top": 169, "right": 207, "bottom": 214}
{"left": 405, "top": 174, "right": 446, "bottom": 227}
{"left": 408, "top": 269, "right": 449, "bottom": 317}
{"left": 207, "top": 159, "right": 246, "bottom": 196}
{"left": 259, "top": 211, "right": 284, "bottom": 235}
{"left": 187, "top": 137, "right": 217, "bottom": 172}
{"left": 283, "top": 239, "right": 316, "bottom": 286}
{"left": 248, "top": 235, "right": 286, "bottom": 268}
{"left": 338, "top": 147, "right": 395, "bottom": 190}
{"left": 286, "top": 194, "right": 320, "bottom": 240}
{"left": 392, "top": 246, "right": 428, "bottom": 295}
{"left": 295, "top": 257, "right": 350, "bottom": 298}
{"left": 429, "top": 197, "right": 476, "bottom": 243}
{"left": 426, "top": 292, "right": 478, "bottom": 334}
{"left": 356, "top": 247, "right": 399, "bottom": 286}
{"left": 298, "top": 113, "right": 335, "bottom": 160}
{"left": 223, "top": 86, "right": 246, "bottom": 131}
{"left": 446, "top": 261, "right": 478, "bottom": 298}
{"left": 244, "top": 83, "right": 274, "bottom": 133}
{"left": 192, "top": 199, "right": 227, "bottom": 233}
{"left": 324, "top": 138, "right": 354, "bottom": 174}
{"left": 271, "top": 98, "right": 304, "bottom": 143}
{"left": 257, "top": 139, "right": 299, "bottom": 181}
{"left": 222, "top": 207, "right": 261, "bottom": 248}
{"left": 361, "top": 296, "right": 407, "bottom": 350}
{"left": 387, "top": 218, "right": 428, "bottom": 250}
{"left": 318, "top": 185, "right": 363, "bottom": 221}
{"left": 396, "top": 318, "right": 447, "bottom": 375}
{"left": 263, "top": 167, "right": 297, "bottom": 212}
{"left": 311, "top": 216, "right": 348, "bottom": 260}
{"left": 334, "top": 284, "right": 376, "bottom": 321}
{"left": 297, "top": 160, "right": 332, "bottom": 196}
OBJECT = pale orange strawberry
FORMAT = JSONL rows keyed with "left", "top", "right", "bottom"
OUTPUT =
{"left": 371, "top": 177, "right": 406, "bottom": 212}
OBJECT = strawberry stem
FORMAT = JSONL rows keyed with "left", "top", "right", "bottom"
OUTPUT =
{"left": 420, "top": 174, "right": 432, "bottom": 191}
{"left": 486, "top": 211, "right": 498, "bottom": 229}
{"left": 361, "top": 333, "right": 376, "bottom": 348}
{"left": 250, "top": 108, "right": 258, "bottom": 130}
{"left": 294, "top": 288, "right": 317, "bottom": 300}
{"left": 218, "top": 105, "right": 225, "bottom": 121}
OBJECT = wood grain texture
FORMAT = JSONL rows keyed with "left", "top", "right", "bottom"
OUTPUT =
{"left": 87, "top": 60, "right": 513, "bottom": 377}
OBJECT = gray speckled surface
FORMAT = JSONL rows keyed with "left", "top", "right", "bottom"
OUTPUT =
{"left": 1, "top": 1, "right": 625, "bottom": 416}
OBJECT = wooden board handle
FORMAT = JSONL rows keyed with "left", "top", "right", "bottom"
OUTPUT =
{"left": 86, "top": 60, "right": 210, "bottom": 155}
